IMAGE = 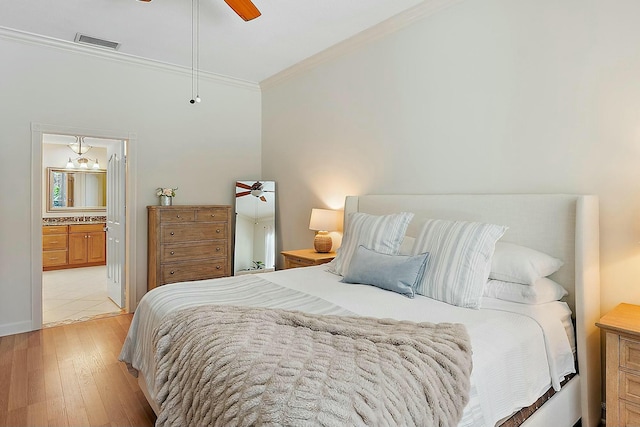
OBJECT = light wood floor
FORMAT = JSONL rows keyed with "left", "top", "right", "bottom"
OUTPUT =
{"left": 0, "top": 314, "right": 156, "bottom": 427}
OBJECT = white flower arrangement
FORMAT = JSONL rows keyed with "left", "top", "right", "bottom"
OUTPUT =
{"left": 156, "top": 187, "right": 177, "bottom": 197}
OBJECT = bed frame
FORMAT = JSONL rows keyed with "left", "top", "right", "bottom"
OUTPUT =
{"left": 344, "top": 194, "right": 601, "bottom": 427}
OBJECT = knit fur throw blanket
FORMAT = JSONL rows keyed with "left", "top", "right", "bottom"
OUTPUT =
{"left": 152, "top": 305, "right": 472, "bottom": 427}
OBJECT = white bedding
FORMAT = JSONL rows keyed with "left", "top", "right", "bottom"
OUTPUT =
{"left": 120, "top": 265, "right": 575, "bottom": 427}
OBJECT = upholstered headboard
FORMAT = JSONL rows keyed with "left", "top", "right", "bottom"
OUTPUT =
{"left": 343, "top": 194, "right": 601, "bottom": 427}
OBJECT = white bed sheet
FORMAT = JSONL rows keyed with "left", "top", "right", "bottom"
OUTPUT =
{"left": 120, "top": 265, "right": 575, "bottom": 427}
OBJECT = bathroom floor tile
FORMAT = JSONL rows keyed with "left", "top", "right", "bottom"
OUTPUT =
{"left": 42, "top": 265, "right": 123, "bottom": 327}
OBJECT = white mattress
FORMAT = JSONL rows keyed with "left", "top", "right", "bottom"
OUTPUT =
{"left": 120, "top": 265, "right": 575, "bottom": 427}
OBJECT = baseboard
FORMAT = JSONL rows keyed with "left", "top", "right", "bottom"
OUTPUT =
{"left": 0, "top": 320, "right": 35, "bottom": 337}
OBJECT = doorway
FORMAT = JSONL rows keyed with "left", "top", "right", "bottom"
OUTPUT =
{"left": 30, "top": 123, "right": 137, "bottom": 331}
{"left": 41, "top": 134, "right": 122, "bottom": 326}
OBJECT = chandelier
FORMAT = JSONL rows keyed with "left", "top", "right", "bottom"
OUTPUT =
{"left": 66, "top": 136, "right": 100, "bottom": 169}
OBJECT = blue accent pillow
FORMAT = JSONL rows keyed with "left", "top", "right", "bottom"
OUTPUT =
{"left": 341, "top": 246, "right": 429, "bottom": 298}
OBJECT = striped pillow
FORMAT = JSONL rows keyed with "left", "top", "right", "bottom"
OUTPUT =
{"left": 412, "top": 219, "right": 507, "bottom": 309}
{"left": 327, "top": 211, "right": 414, "bottom": 276}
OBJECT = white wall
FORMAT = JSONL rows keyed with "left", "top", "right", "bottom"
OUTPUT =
{"left": 0, "top": 32, "right": 262, "bottom": 335}
{"left": 234, "top": 213, "right": 255, "bottom": 272}
{"left": 262, "top": 0, "right": 640, "bottom": 315}
{"left": 253, "top": 217, "right": 275, "bottom": 268}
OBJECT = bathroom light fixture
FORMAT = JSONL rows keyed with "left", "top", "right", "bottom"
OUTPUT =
{"left": 68, "top": 136, "right": 92, "bottom": 155}
{"left": 66, "top": 136, "right": 100, "bottom": 169}
{"left": 309, "top": 208, "right": 340, "bottom": 253}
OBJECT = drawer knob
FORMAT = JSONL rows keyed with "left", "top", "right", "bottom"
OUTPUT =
{"left": 176, "top": 215, "right": 181, "bottom": 218}
{"left": 170, "top": 251, "right": 175, "bottom": 255}
{"left": 170, "top": 271, "right": 175, "bottom": 275}
{"left": 216, "top": 265, "right": 221, "bottom": 270}
{"left": 211, "top": 214, "right": 216, "bottom": 217}
{"left": 216, "top": 247, "right": 221, "bottom": 252}
{"left": 216, "top": 229, "right": 221, "bottom": 233}
{"left": 170, "top": 232, "right": 175, "bottom": 236}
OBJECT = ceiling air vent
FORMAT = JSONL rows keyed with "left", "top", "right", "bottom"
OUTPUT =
{"left": 74, "top": 33, "right": 120, "bottom": 50}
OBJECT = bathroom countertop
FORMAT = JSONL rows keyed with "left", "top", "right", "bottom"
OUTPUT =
{"left": 42, "top": 221, "right": 106, "bottom": 226}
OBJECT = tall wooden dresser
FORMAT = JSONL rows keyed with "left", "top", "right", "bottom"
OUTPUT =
{"left": 147, "top": 205, "right": 232, "bottom": 290}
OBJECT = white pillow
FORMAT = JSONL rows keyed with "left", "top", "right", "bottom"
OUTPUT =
{"left": 483, "top": 278, "right": 568, "bottom": 304}
{"left": 398, "top": 236, "right": 415, "bottom": 256}
{"left": 490, "top": 242, "right": 564, "bottom": 285}
{"left": 327, "top": 211, "right": 414, "bottom": 276}
{"left": 412, "top": 219, "right": 507, "bottom": 309}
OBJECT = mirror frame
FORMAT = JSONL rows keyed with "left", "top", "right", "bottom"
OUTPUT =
{"left": 46, "top": 167, "right": 107, "bottom": 213}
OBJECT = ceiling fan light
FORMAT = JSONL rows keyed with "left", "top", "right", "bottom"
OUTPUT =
{"left": 251, "top": 189, "right": 264, "bottom": 198}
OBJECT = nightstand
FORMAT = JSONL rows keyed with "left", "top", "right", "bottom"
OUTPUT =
{"left": 281, "top": 249, "right": 336, "bottom": 269}
{"left": 597, "top": 303, "right": 640, "bottom": 426}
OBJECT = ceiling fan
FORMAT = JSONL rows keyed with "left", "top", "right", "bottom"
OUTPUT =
{"left": 236, "top": 181, "right": 273, "bottom": 202}
{"left": 137, "top": 0, "right": 261, "bottom": 21}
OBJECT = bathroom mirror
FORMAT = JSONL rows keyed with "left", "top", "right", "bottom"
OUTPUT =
{"left": 234, "top": 180, "right": 276, "bottom": 275}
{"left": 47, "top": 167, "right": 107, "bottom": 212}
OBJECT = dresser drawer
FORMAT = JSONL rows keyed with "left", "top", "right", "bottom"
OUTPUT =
{"left": 622, "top": 338, "right": 640, "bottom": 371}
{"left": 286, "top": 256, "right": 315, "bottom": 268}
{"left": 161, "top": 260, "right": 228, "bottom": 284}
{"left": 621, "top": 371, "right": 640, "bottom": 405}
{"left": 621, "top": 400, "right": 640, "bottom": 426}
{"left": 162, "top": 223, "right": 227, "bottom": 243}
{"left": 160, "top": 209, "right": 196, "bottom": 223}
{"left": 43, "top": 225, "right": 67, "bottom": 235}
{"left": 161, "top": 241, "right": 227, "bottom": 262}
{"left": 43, "top": 234, "right": 67, "bottom": 250}
{"left": 43, "top": 250, "right": 67, "bottom": 267}
{"left": 196, "top": 208, "right": 229, "bottom": 222}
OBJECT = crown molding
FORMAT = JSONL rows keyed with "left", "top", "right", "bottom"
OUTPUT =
{"left": 0, "top": 26, "right": 260, "bottom": 91}
{"left": 260, "top": 0, "right": 463, "bottom": 90}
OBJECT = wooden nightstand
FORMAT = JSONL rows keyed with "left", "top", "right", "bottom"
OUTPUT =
{"left": 281, "top": 249, "right": 336, "bottom": 269}
{"left": 597, "top": 303, "right": 640, "bottom": 426}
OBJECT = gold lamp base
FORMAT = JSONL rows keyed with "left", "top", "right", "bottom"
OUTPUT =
{"left": 313, "top": 231, "right": 332, "bottom": 253}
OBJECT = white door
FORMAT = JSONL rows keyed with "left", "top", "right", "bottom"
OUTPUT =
{"left": 106, "top": 141, "right": 126, "bottom": 307}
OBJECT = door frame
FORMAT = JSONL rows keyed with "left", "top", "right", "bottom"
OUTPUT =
{"left": 30, "top": 122, "right": 137, "bottom": 330}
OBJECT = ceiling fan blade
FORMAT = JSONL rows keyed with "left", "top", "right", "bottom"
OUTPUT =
{"left": 224, "top": 0, "right": 261, "bottom": 21}
{"left": 236, "top": 182, "right": 252, "bottom": 190}
{"left": 260, "top": 196, "right": 267, "bottom": 202}
{"left": 236, "top": 191, "right": 251, "bottom": 197}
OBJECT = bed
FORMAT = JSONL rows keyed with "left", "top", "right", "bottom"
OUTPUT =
{"left": 120, "top": 193, "right": 601, "bottom": 427}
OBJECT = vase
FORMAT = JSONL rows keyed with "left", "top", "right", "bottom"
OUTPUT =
{"left": 160, "top": 195, "right": 172, "bottom": 206}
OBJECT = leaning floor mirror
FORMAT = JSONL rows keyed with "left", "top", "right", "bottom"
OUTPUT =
{"left": 234, "top": 181, "right": 276, "bottom": 275}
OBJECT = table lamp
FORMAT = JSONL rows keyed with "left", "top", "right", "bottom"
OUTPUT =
{"left": 309, "top": 208, "right": 339, "bottom": 253}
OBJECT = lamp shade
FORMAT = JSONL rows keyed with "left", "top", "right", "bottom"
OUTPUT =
{"left": 309, "top": 208, "right": 339, "bottom": 232}
{"left": 309, "top": 208, "right": 339, "bottom": 253}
